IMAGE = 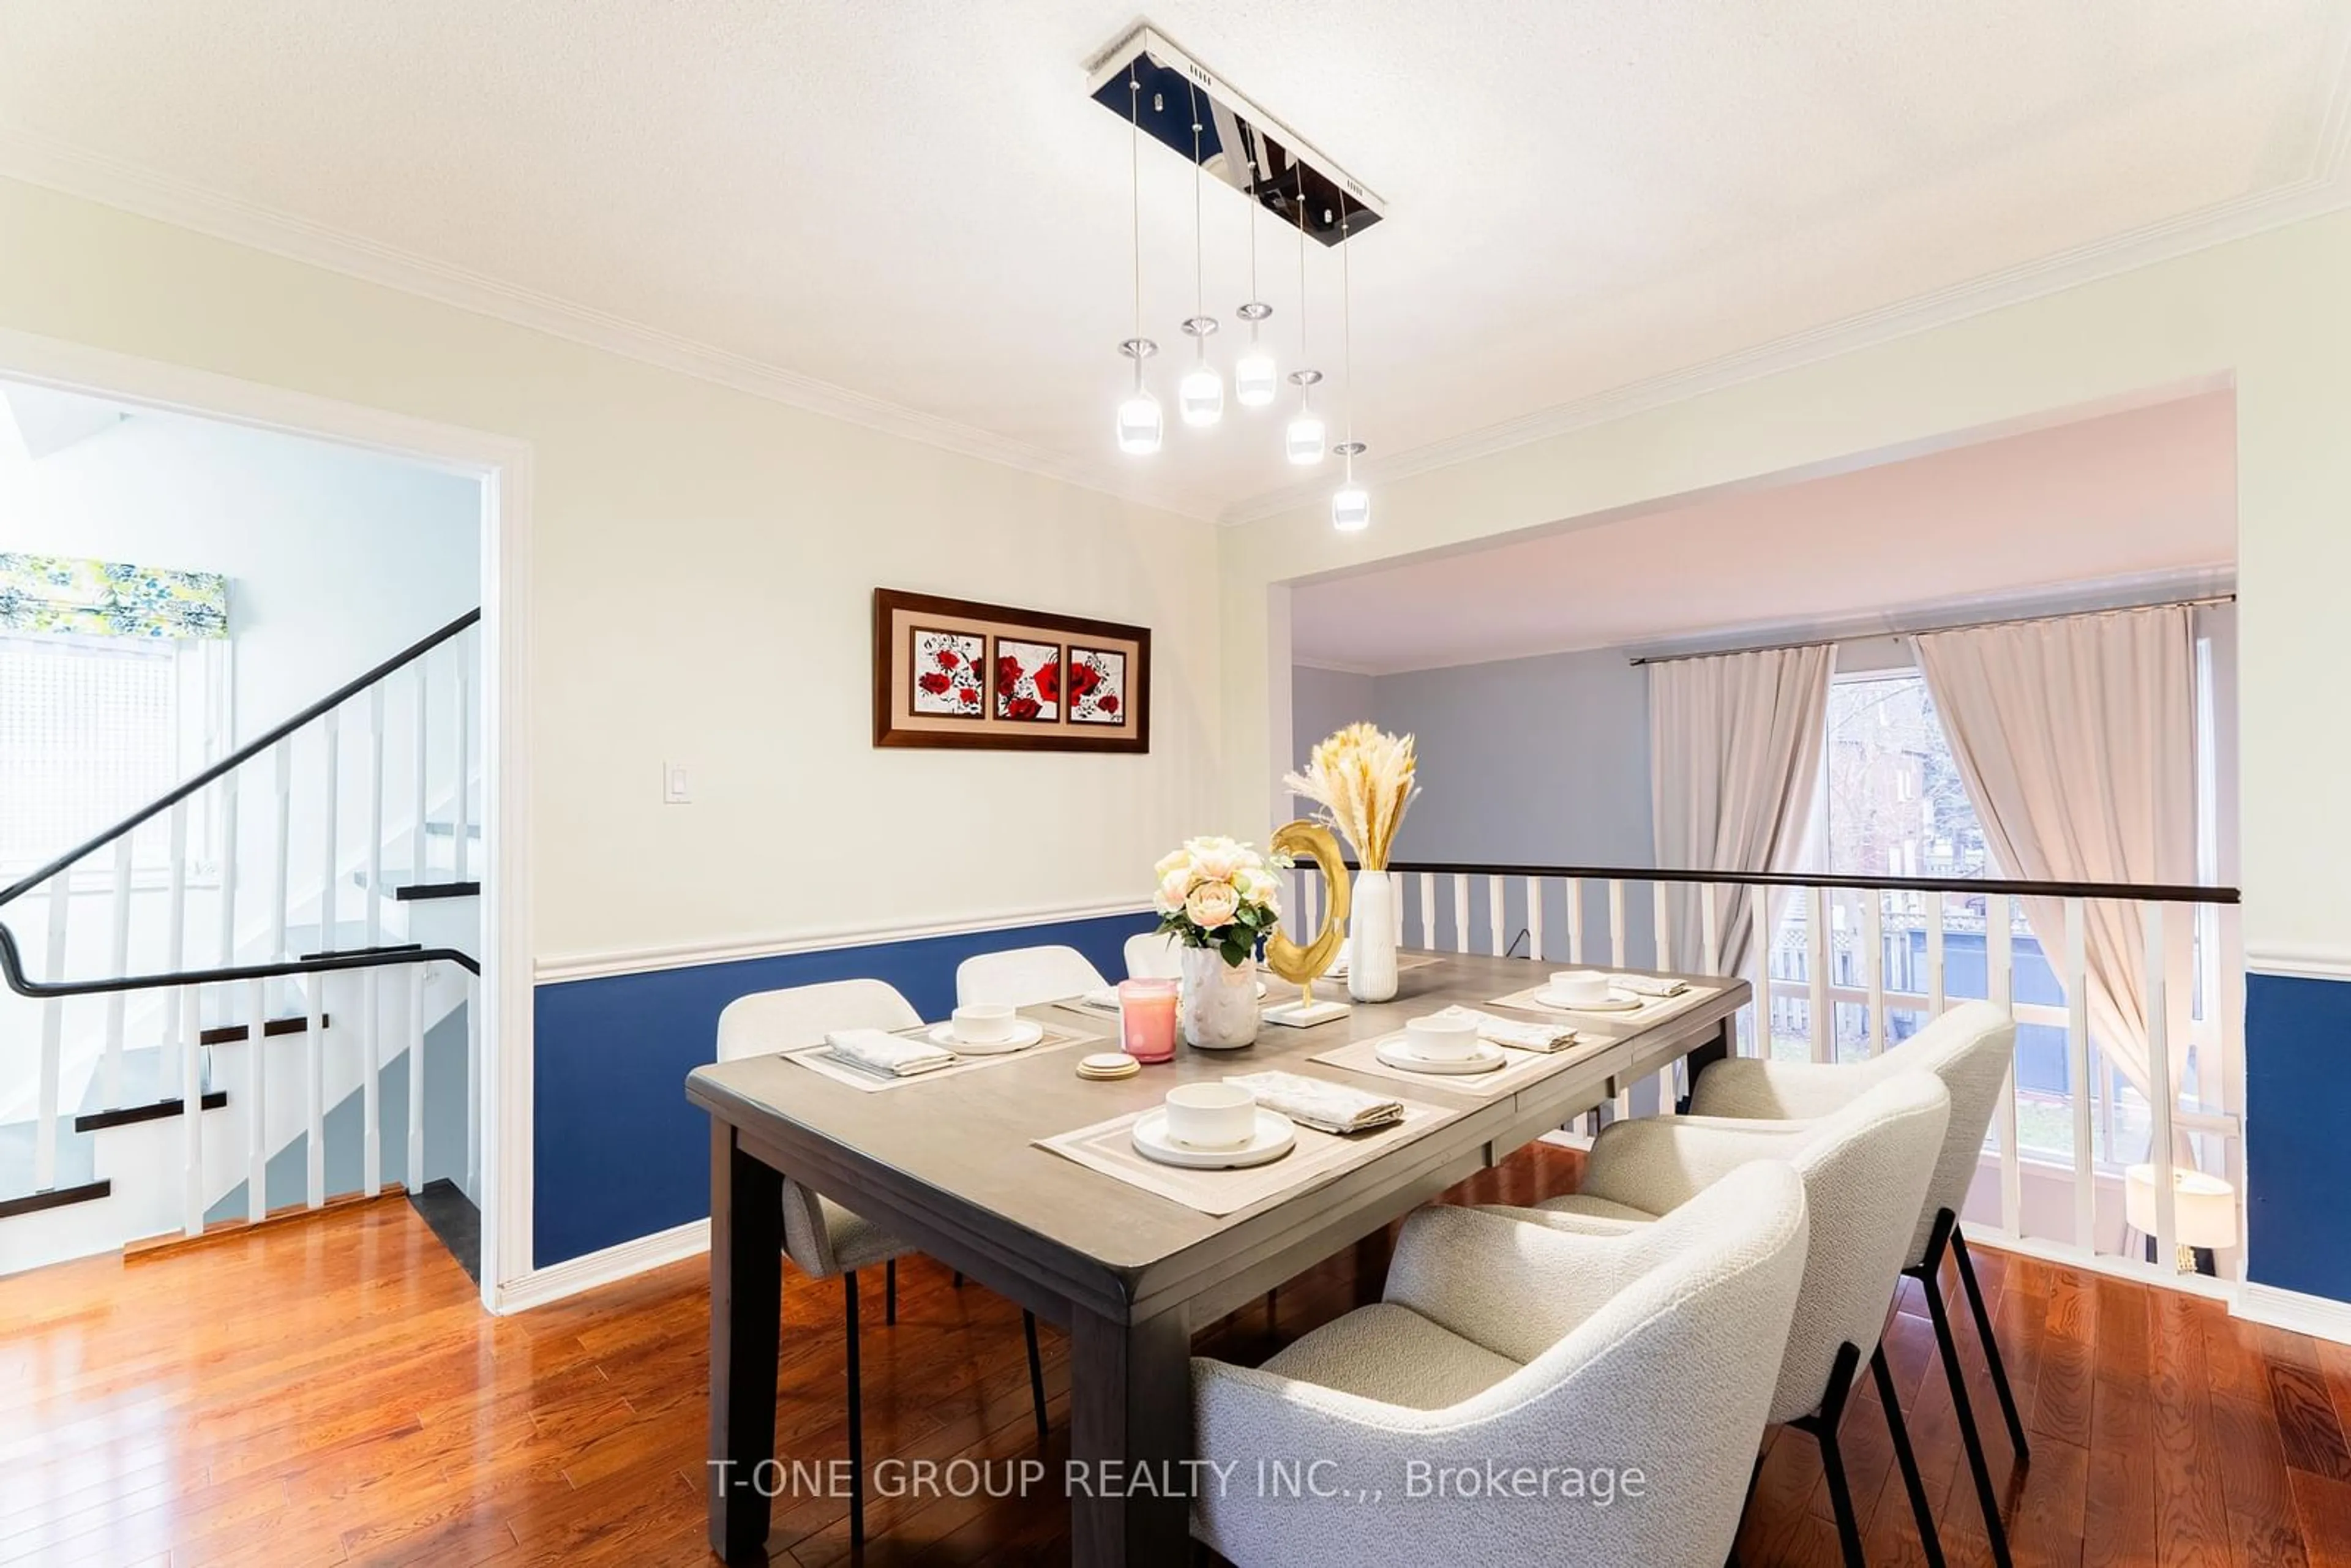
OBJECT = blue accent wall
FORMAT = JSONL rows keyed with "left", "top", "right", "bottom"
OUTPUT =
{"left": 531, "top": 909, "right": 1157, "bottom": 1269}
{"left": 2246, "top": 972, "right": 2351, "bottom": 1304}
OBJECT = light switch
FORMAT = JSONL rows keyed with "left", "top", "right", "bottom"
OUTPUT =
{"left": 663, "top": 762, "right": 691, "bottom": 804}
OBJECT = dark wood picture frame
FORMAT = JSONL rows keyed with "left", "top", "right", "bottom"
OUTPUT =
{"left": 874, "top": 589, "right": 1151, "bottom": 753}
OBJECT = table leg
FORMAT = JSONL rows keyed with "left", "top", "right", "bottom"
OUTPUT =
{"left": 1068, "top": 1305, "right": 1193, "bottom": 1568}
{"left": 707, "top": 1119, "right": 784, "bottom": 1564}
{"left": 1679, "top": 1018, "right": 1733, "bottom": 1113}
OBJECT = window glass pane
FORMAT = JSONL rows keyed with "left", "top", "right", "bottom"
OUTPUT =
{"left": 0, "top": 633, "right": 178, "bottom": 869}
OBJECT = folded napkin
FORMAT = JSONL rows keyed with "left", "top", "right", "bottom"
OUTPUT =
{"left": 823, "top": 1028, "right": 955, "bottom": 1078}
{"left": 1610, "top": 973, "right": 1689, "bottom": 998}
{"left": 1077, "top": 986, "right": 1123, "bottom": 1011}
{"left": 1223, "top": 1070, "right": 1403, "bottom": 1135}
{"left": 1430, "top": 1005, "right": 1578, "bottom": 1053}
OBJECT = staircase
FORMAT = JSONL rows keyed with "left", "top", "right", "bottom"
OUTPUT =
{"left": 0, "top": 609, "right": 482, "bottom": 1277}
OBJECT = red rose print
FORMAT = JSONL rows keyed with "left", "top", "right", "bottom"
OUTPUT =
{"left": 1099, "top": 694, "right": 1119, "bottom": 714}
{"left": 1007, "top": 696, "right": 1041, "bottom": 721}
{"left": 1067, "top": 662, "right": 1102, "bottom": 702}
{"left": 957, "top": 686, "right": 980, "bottom": 707}
{"left": 935, "top": 649, "right": 959, "bottom": 670}
{"left": 917, "top": 671, "right": 951, "bottom": 696}
{"left": 996, "top": 654, "right": 1021, "bottom": 692}
{"left": 1037, "top": 661, "right": 1061, "bottom": 704}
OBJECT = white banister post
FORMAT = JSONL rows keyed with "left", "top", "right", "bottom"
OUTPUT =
{"left": 1417, "top": 871, "right": 1437, "bottom": 950}
{"left": 413, "top": 653, "right": 431, "bottom": 886}
{"left": 1566, "top": 879, "right": 1586, "bottom": 964}
{"left": 1451, "top": 873, "right": 1471, "bottom": 956}
{"left": 407, "top": 964, "right": 427, "bottom": 1192}
{"left": 246, "top": 975, "right": 269, "bottom": 1224}
{"left": 34, "top": 872, "right": 70, "bottom": 1190}
{"left": 2146, "top": 905, "right": 2177, "bottom": 1268}
{"left": 1487, "top": 876, "right": 1506, "bottom": 958}
{"left": 454, "top": 633, "right": 471, "bottom": 883}
{"left": 1862, "top": 889, "right": 1884, "bottom": 1057}
{"left": 1926, "top": 890, "right": 1946, "bottom": 1015}
{"left": 1700, "top": 882, "right": 1721, "bottom": 976}
{"left": 360, "top": 968, "right": 380, "bottom": 1198}
{"left": 1651, "top": 883, "right": 1673, "bottom": 973}
{"left": 317, "top": 710, "right": 340, "bottom": 951}
{"left": 1607, "top": 881, "right": 1627, "bottom": 967}
{"left": 269, "top": 741, "right": 291, "bottom": 1015}
{"left": 215, "top": 771, "right": 239, "bottom": 971}
{"left": 1806, "top": 886, "right": 1830, "bottom": 1063}
{"left": 1989, "top": 893, "right": 2020, "bottom": 1234}
{"left": 103, "top": 839, "right": 132, "bottom": 1107}
{"left": 1749, "top": 885, "right": 1772, "bottom": 1059}
{"left": 2064, "top": 897, "right": 2093, "bottom": 1252}
{"left": 163, "top": 803, "right": 189, "bottom": 1052}
{"left": 1524, "top": 877, "right": 1544, "bottom": 964}
{"left": 181, "top": 978, "right": 204, "bottom": 1237}
{"left": 367, "top": 686, "right": 386, "bottom": 948}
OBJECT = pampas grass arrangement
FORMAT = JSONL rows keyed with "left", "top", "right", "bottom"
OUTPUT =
{"left": 1282, "top": 722, "right": 1419, "bottom": 871}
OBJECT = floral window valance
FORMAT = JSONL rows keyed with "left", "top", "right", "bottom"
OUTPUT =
{"left": 0, "top": 552, "right": 229, "bottom": 640}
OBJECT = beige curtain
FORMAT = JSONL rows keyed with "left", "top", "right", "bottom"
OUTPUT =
{"left": 1913, "top": 607, "right": 2197, "bottom": 1112}
{"left": 1649, "top": 645, "right": 1833, "bottom": 977}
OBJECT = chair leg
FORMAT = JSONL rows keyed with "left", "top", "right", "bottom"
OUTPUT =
{"left": 952, "top": 1268, "right": 963, "bottom": 1288}
{"left": 1023, "top": 1309, "right": 1048, "bottom": 1444}
{"left": 1950, "top": 1225, "right": 2031, "bottom": 1461}
{"left": 885, "top": 1258, "right": 898, "bottom": 1326}
{"left": 1818, "top": 1424, "right": 1867, "bottom": 1568}
{"left": 1924, "top": 1272, "right": 2015, "bottom": 1568}
{"left": 844, "top": 1271, "right": 865, "bottom": 1548}
{"left": 1872, "top": 1345, "right": 1948, "bottom": 1568}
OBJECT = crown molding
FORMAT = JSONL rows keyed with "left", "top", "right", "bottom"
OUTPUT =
{"left": 1221, "top": 30, "right": 2351, "bottom": 532}
{"left": 0, "top": 128, "right": 1221, "bottom": 523}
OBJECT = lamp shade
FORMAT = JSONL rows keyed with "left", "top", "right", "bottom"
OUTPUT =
{"left": 1284, "top": 413, "right": 1326, "bottom": 465}
{"left": 1331, "top": 484, "right": 1370, "bottom": 532}
{"left": 1235, "top": 343, "right": 1278, "bottom": 407}
{"left": 1179, "top": 364, "right": 1224, "bottom": 427}
{"left": 1115, "top": 390, "right": 1162, "bottom": 455}
{"left": 2124, "top": 1163, "right": 2237, "bottom": 1249}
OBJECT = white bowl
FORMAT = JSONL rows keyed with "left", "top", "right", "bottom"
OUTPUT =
{"left": 951, "top": 1003, "right": 1018, "bottom": 1045}
{"left": 1163, "top": 1082, "right": 1258, "bottom": 1150}
{"left": 1545, "top": 970, "right": 1613, "bottom": 1007}
{"left": 1403, "top": 1011, "right": 1482, "bottom": 1062}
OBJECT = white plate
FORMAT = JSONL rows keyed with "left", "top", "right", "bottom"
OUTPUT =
{"left": 1131, "top": 1108, "right": 1297, "bottom": 1169}
{"left": 927, "top": 1019, "right": 1045, "bottom": 1055}
{"left": 1531, "top": 989, "right": 1643, "bottom": 1013}
{"left": 1375, "top": 1037, "right": 1508, "bottom": 1076}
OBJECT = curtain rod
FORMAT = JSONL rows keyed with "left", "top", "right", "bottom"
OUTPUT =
{"left": 1626, "top": 593, "right": 2236, "bottom": 667}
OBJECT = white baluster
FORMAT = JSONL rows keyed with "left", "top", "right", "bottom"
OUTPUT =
{"left": 1926, "top": 890, "right": 1946, "bottom": 1015}
{"left": 1747, "top": 886, "right": 1772, "bottom": 1059}
{"left": 465, "top": 968, "right": 481, "bottom": 1201}
{"left": 1417, "top": 871, "right": 1436, "bottom": 950}
{"left": 1651, "top": 883, "right": 1672, "bottom": 972}
{"left": 1806, "top": 886, "right": 1829, "bottom": 1063}
{"left": 310, "top": 964, "right": 331, "bottom": 1209}
{"left": 1862, "top": 890, "right": 1883, "bottom": 1057}
{"left": 1989, "top": 893, "right": 2020, "bottom": 1235}
{"left": 1450, "top": 873, "right": 1471, "bottom": 956}
{"left": 1700, "top": 882, "right": 1720, "bottom": 977}
{"left": 1524, "top": 877, "right": 1544, "bottom": 964}
{"left": 453, "top": 634, "right": 471, "bottom": 884}
{"left": 367, "top": 687, "right": 386, "bottom": 948}
{"left": 360, "top": 969, "right": 380, "bottom": 1198}
{"left": 269, "top": 741, "right": 291, "bottom": 1015}
{"left": 407, "top": 964, "right": 427, "bottom": 1191}
{"left": 317, "top": 710, "right": 340, "bottom": 951}
{"left": 2064, "top": 897, "right": 2093, "bottom": 1252}
{"left": 1487, "top": 876, "right": 1505, "bottom": 958}
{"left": 215, "top": 772, "right": 239, "bottom": 970}
{"left": 163, "top": 803, "right": 188, "bottom": 1051}
{"left": 1566, "top": 878, "right": 1586, "bottom": 963}
{"left": 2145, "top": 905, "right": 2176, "bottom": 1269}
{"left": 35, "top": 872, "right": 69, "bottom": 1190}
{"left": 1607, "top": 881, "right": 1627, "bottom": 967}
{"left": 247, "top": 975, "right": 268, "bottom": 1224}
{"left": 182, "top": 977, "right": 203, "bottom": 1237}
{"left": 413, "top": 654, "right": 431, "bottom": 887}
{"left": 103, "top": 839, "right": 131, "bottom": 1107}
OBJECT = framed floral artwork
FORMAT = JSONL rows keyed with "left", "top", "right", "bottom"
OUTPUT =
{"left": 908, "top": 628, "right": 986, "bottom": 718}
{"left": 873, "top": 589, "right": 1149, "bottom": 752}
{"left": 991, "top": 637, "right": 1062, "bottom": 722}
{"left": 1065, "top": 645, "right": 1127, "bottom": 726}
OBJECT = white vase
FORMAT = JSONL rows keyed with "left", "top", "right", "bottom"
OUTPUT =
{"left": 1180, "top": 945, "right": 1261, "bottom": 1050}
{"left": 1348, "top": 870, "right": 1400, "bottom": 1002}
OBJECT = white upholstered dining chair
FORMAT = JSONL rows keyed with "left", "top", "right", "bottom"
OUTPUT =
{"left": 954, "top": 943, "right": 1108, "bottom": 1007}
{"left": 1689, "top": 999, "right": 2022, "bottom": 1568}
{"left": 1191, "top": 1165, "right": 1811, "bottom": 1568}
{"left": 1483, "top": 1073, "right": 1954, "bottom": 1568}
{"left": 715, "top": 978, "right": 1047, "bottom": 1547}
{"left": 1123, "top": 929, "right": 1183, "bottom": 979}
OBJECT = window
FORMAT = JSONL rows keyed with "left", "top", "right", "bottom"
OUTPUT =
{"left": 0, "top": 632, "right": 217, "bottom": 874}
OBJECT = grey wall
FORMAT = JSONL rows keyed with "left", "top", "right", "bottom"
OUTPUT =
{"left": 1288, "top": 648, "right": 1662, "bottom": 964}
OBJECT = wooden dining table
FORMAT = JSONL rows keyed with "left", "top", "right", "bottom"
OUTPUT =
{"left": 688, "top": 951, "right": 1749, "bottom": 1566}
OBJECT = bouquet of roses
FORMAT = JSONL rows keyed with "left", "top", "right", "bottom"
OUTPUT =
{"left": 1153, "top": 836, "right": 1287, "bottom": 968}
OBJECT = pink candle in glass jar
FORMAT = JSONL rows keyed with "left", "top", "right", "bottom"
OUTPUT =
{"left": 1118, "top": 978, "right": 1179, "bottom": 1063}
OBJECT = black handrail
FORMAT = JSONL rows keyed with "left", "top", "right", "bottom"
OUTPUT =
{"left": 0, "top": 926, "right": 476, "bottom": 999}
{"left": 0, "top": 607, "right": 481, "bottom": 909}
{"left": 1329, "top": 859, "right": 2238, "bottom": 906}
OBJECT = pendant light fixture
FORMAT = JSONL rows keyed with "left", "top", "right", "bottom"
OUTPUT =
{"left": 1112, "top": 70, "right": 1161, "bottom": 456}
{"left": 1176, "top": 82, "right": 1224, "bottom": 427}
{"left": 1233, "top": 184, "right": 1277, "bottom": 406}
{"left": 1330, "top": 204, "right": 1370, "bottom": 531}
{"left": 1282, "top": 188, "right": 1325, "bottom": 465}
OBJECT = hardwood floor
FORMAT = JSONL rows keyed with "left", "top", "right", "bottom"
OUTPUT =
{"left": 3, "top": 1147, "right": 2348, "bottom": 1565}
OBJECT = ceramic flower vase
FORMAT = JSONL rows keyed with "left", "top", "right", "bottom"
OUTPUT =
{"left": 1181, "top": 945, "right": 1261, "bottom": 1050}
{"left": 1348, "top": 869, "right": 1400, "bottom": 1002}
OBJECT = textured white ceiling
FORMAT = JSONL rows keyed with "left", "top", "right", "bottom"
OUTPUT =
{"left": 0, "top": 4, "right": 2342, "bottom": 519}
{"left": 1289, "top": 392, "right": 2238, "bottom": 671}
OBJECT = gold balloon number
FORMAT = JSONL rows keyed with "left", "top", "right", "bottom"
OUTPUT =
{"left": 1265, "top": 820, "right": 1349, "bottom": 986}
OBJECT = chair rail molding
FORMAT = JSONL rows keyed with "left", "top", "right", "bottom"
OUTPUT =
{"left": 2244, "top": 943, "right": 2351, "bottom": 982}
{"left": 0, "top": 322, "right": 536, "bottom": 1316}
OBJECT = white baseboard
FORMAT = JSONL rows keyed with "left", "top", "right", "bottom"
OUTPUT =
{"left": 493, "top": 1217, "right": 710, "bottom": 1314}
{"left": 2236, "top": 1281, "right": 2351, "bottom": 1346}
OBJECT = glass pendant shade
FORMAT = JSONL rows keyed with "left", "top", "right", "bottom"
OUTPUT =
{"left": 1284, "top": 413, "right": 1326, "bottom": 465}
{"left": 1115, "top": 389, "right": 1163, "bottom": 455}
{"left": 1235, "top": 342, "right": 1278, "bottom": 407}
{"left": 1179, "top": 363, "right": 1224, "bottom": 427}
{"left": 1331, "top": 484, "right": 1371, "bottom": 531}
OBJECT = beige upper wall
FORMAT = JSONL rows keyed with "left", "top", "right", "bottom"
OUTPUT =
{"left": 1223, "top": 208, "right": 2351, "bottom": 970}
{"left": 0, "top": 178, "right": 1223, "bottom": 966}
